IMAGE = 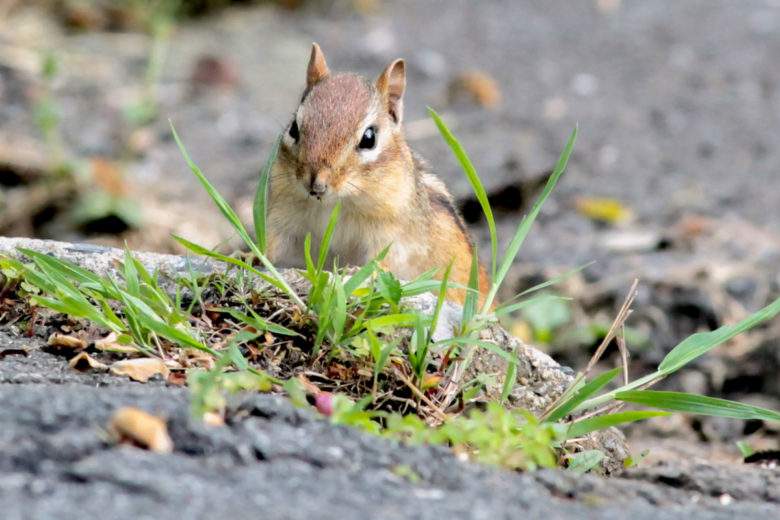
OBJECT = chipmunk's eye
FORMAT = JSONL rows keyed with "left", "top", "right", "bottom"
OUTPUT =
{"left": 358, "top": 126, "right": 377, "bottom": 150}
{"left": 288, "top": 120, "right": 299, "bottom": 142}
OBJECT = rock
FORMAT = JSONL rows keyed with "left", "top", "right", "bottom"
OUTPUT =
{"left": 0, "top": 236, "right": 628, "bottom": 466}
{"left": 0, "top": 237, "right": 575, "bottom": 408}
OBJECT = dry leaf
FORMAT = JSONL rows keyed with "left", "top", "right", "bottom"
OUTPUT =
{"left": 421, "top": 374, "right": 443, "bottom": 390}
{"left": 202, "top": 411, "right": 225, "bottom": 427}
{"left": 449, "top": 71, "right": 502, "bottom": 108}
{"left": 597, "top": 0, "right": 622, "bottom": 13}
{"left": 91, "top": 158, "right": 126, "bottom": 196}
{"left": 110, "top": 358, "right": 170, "bottom": 383}
{"left": 508, "top": 320, "right": 533, "bottom": 343}
{"left": 290, "top": 307, "right": 306, "bottom": 327}
{"left": 108, "top": 407, "right": 173, "bottom": 453}
{"left": 673, "top": 214, "right": 713, "bottom": 240}
{"left": 575, "top": 196, "right": 634, "bottom": 224}
{"left": 47, "top": 332, "right": 86, "bottom": 350}
{"left": 166, "top": 371, "right": 187, "bottom": 386}
{"left": 94, "top": 332, "right": 140, "bottom": 355}
{"left": 326, "top": 363, "right": 352, "bottom": 380}
{"left": 69, "top": 352, "right": 108, "bottom": 371}
{"left": 182, "top": 348, "right": 215, "bottom": 369}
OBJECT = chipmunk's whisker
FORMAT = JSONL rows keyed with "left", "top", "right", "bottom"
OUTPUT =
{"left": 346, "top": 181, "right": 370, "bottom": 196}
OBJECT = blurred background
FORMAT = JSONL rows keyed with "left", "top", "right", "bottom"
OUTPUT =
{"left": 2, "top": 0, "right": 780, "bottom": 455}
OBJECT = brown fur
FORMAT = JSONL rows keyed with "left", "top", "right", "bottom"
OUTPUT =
{"left": 267, "top": 44, "right": 489, "bottom": 305}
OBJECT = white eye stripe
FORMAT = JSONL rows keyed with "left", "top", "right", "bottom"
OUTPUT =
{"left": 283, "top": 109, "right": 303, "bottom": 147}
{"left": 283, "top": 128, "right": 296, "bottom": 147}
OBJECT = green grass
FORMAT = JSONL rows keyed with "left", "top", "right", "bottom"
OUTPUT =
{"left": 3, "top": 110, "right": 780, "bottom": 474}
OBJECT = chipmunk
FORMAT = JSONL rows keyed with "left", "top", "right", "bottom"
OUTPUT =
{"left": 266, "top": 43, "right": 489, "bottom": 304}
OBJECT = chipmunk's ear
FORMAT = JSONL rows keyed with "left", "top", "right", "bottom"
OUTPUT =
{"left": 307, "top": 43, "right": 330, "bottom": 88}
{"left": 376, "top": 59, "right": 406, "bottom": 124}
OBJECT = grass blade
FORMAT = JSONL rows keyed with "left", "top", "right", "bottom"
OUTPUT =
{"left": 503, "top": 262, "right": 593, "bottom": 305}
{"left": 429, "top": 108, "right": 497, "bottom": 278}
{"left": 495, "top": 294, "right": 571, "bottom": 317}
{"left": 217, "top": 307, "right": 300, "bottom": 337}
{"left": 481, "top": 127, "right": 577, "bottom": 314}
{"left": 118, "top": 289, "right": 217, "bottom": 355}
{"left": 172, "top": 235, "right": 287, "bottom": 292}
{"left": 122, "top": 247, "right": 140, "bottom": 297}
{"left": 17, "top": 248, "right": 108, "bottom": 294}
{"left": 500, "top": 352, "right": 517, "bottom": 404}
{"left": 427, "top": 261, "right": 452, "bottom": 344}
{"left": 331, "top": 271, "right": 347, "bottom": 343}
{"left": 170, "top": 122, "right": 305, "bottom": 309}
{"left": 616, "top": 390, "right": 780, "bottom": 422}
{"left": 367, "top": 313, "right": 422, "bottom": 329}
{"left": 344, "top": 245, "right": 389, "bottom": 296}
{"left": 171, "top": 122, "right": 252, "bottom": 245}
{"left": 659, "top": 296, "right": 780, "bottom": 374}
{"left": 253, "top": 135, "right": 281, "bottom": 253}
{"left": 545, "top": 367, "right": 621, "bottom": 423}
{"left": 317, "top": 201, "right": 342, "bottom": 273}
{"left": 567, "top": 411, "right": 669, "bottom": 438}
{"left": 461, "top": 246, "right": 479, "bottom": 327}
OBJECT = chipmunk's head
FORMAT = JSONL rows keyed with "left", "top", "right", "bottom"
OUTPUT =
{"left": 277, "top": 43, "right": 411, "bottom": 205}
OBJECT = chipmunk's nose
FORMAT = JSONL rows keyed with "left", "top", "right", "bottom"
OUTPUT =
{"left": 309, "top": 179, "right": 328, "bottom": 197}
{"left": 309, "top": 171, "right": 329, "bottom": 198}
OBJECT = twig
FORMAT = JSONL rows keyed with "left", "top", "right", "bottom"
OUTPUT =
{"left": 584, "top": 278, "right": 639, "bottom": 375}
{"left": 539, "top": 279, "right": 639, "bottom": 421}
{"left": 393, "top": 368, "right": 448, "bottom": 423}
{"left": 617, "top": 328, "right": 629, "bottom": 386}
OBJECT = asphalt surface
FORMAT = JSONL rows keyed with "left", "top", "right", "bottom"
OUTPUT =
{"left": 1, "top": 333, "right": 779, "bottom": 520}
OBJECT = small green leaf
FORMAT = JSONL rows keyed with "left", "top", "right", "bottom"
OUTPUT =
{"left": 500, "top": 353, "right": 517, "bottom": 404}
{"left": 736, "top": 441, "right": 755, "bottom": 458}
{"left": 304, "top": 233, "right": 316, "bottom": 281}
{"left": 566, "top": 450, "right": 605, "bottom": 475}
{"left": 367, "top": 313, "right": 422, "bottom": 329}
{"left": 343, "top": 246, "right": 388, "bottom": 296}
{"left": 330, "top": 272, "right": 347, "bottom": 343}
{"left": 377, "top": 270, "right": 402, "bottom": 306}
